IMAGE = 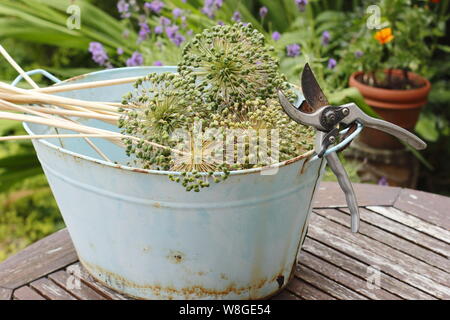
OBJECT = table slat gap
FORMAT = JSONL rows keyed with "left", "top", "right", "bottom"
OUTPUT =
{"left": 307, "top": 220, "right": 448, "bottom": 299}
{"left": 295, "top": 264, "right": 367, "bottom": 300}
{"left": 329, "top": 207, "right": 450, "bottom": 273}
{"left": 303, "top": 237, "right": 435, "bottom": 300}
{"left": 339, "top": 207, "right": 450, "bottom": 259}
{"left": 286, "top": 277, "right": 336, "bottom": 300}
{"left": 367, "top": 206, "right": 450, "bottom": 245}
{"left": 299, "top": 249, "right": 400, "bottom": 300}
{"left": 311, "top": 210, "right": 450, "bottom": 289}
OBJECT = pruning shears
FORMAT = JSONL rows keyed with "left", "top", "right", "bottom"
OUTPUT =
{"left": 278, "top": 63, "right": 426, "bottom": 233}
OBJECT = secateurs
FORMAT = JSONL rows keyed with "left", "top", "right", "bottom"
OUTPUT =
{"left": 278, "top": 63, "right": 426, "bottom": 233}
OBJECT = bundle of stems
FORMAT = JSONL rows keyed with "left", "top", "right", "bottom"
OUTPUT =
{"left": 0, "top": 45, "right": 186, "bottom": 162}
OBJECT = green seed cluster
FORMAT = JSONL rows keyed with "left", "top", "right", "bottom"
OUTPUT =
{"left": 179, "top": 23, "right": 291, "bottom": 110}
{"left": 118, "top": 23, "right": 315, "bottom": 191}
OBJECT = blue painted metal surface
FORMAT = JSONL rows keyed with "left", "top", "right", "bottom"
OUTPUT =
{"left": 23, "top": 67, "right": 327, "bottom": 299}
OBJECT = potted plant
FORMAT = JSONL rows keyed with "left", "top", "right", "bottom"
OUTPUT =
{"left": 347, "top": 0, "right": 443, "bottom": 149}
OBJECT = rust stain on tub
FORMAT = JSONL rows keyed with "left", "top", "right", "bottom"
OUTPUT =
{"left": 63, "top": 73, "right": 88, "bottom": 83}
{"left": 80, "top": 258, "right": 285, "bottom": 299}
{"left": 167, "top": 250, "right": 185, "bottom": 264}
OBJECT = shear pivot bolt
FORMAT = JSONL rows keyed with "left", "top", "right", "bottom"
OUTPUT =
{"left": 342, "top": 107, "right": 349, "bottom": 116}
{"left": 329, "top": 136, "right": 336, "bottom": 143}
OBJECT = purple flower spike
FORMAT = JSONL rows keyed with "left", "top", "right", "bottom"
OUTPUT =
{"left": 126, "top": 51, "right": 144, "bottom": 66}
{"left": 154, "top": 25, "right": 163, "bottom": 34}
{"left": 153, "top": 61, "right": 163, "bottom": 66}
{"left": 89, "top": 42, "right": 109, "bottom": 66}
{"left": 138, "top": 22, "right": 151, "bottom": 42}
{"left": 160, "top": 16, "right": 171, "bottom": 26}
{"left": 117, "top": 0, "right": 129, "bottom": 13}
{"left": 286, "top": 44, "right": 301, "bottom": 57}
{"left": 322, "top": 30, "right": 330, "bottom": 46}
{"left": 259, "top": 6, "right": 268, "bottom": 18}
{"left": 232, "top": 11, "right": 241, "bottom": 22}
{"left": 327, "top": 58, "right": 337, "bottom": 69}
{"left": 144, "top": 1, "right": 164, "bottom": 14}
{"left": 272, "top": 31, "right": 281, "bottom": 41}
{"left": 378, "top": 176, "right": 388, "bottom": 186}
{"left": 117, "top": 47, "right": 124, "bottom": 55}
{"left": 295, "top": 0, "right": 308, "bottom": 12}
{"left": 173, "top": 8, "right": 183, "bottom": 19}
{"left": 355, "top": 50, "right": 364, "bottom": 58}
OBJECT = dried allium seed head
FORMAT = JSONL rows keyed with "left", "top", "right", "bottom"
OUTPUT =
{"left": 179, "top": 23, "right": 287, "bottom": 110}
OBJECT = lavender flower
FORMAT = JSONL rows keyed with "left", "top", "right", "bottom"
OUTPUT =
{"left": 322, "top": 31, "right": 330, "bottom": 46}
{"left": 286, "top": 44, "right": 301, "bottom": 57}
{"left": 154, "top": 25, "right": 163, "bottom": 34}
{"left": 165, "top": 25, "right": 179, "bottom": 38}
{"left": 327, "top": 58, "right": 337, "bottom": 69}
{"left": 126, "top": 51, "right": 144, "bottom": 66}
{"left": 259, "top": 6, "right": 268, "bottom": 18}
{"left": 295, "top": 0, "right": 307, "bottom": 12}
{"left": 378, "top": 176, "right": 388, "bottom": 186}
{"left": 165, "top": 25, "right": 185, "bottom": 47}
{"left": 354, "top": 50, "right": 364, "bottom": 58}
{"left": 272, "top": 31, "right": 281, "bottom": 41}
{"left": 117, "top": 0, "right": 131, "bottom": 18}
{"left": 153, "top": 61, "right": 163, "bottom": 66}
{"left": 201, "top": 0, "right": 223, "bottom": 18}
{"left": 160, "top": 16, "right": 171, "bottom": 26}
{"left": 138, "top": 22, "right": 151, "bottom": 42}
{"left": 173, "top": 8, "right": 183, "bottom": 19}
{"left": 144, "top": 1, "right": 164, "bottom": 14}
{"left": 117, "top": 47, "right": 124, "bottom": 55}
{"left": 232, "top": 11, "right": 241, "bottom": 22}
{"left": 89, "top": 42, "right": 109, "bottom": 66}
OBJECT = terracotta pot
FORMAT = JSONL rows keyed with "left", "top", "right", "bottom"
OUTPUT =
{"left": 349, "top": 70, "right": 431, "bottom": 149}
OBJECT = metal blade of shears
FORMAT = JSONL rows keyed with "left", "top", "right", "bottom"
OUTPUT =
{"left": 301, "top": 63, "right": 330, "bottom": 111}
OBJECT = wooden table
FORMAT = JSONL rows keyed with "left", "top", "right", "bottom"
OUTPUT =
{"left": 1, "top": 182, "right": 449, "bottom": 300}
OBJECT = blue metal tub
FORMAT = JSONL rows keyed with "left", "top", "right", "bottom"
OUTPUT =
{"left": 23, "top": 67, "right": 326, "bottom": 299}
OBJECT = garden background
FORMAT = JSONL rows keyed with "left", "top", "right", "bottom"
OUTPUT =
{"left": 0, "top": 0, "right": 448, "bottom": 261}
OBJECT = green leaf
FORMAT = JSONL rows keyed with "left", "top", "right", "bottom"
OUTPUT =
{"left": 415, "top": 113, "right": 439, "bottom": 142}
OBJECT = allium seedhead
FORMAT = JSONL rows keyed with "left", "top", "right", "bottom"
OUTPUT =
{"left": 119, "top": 73, "right": 201, "bottom": 170}
{"left": 179, "top": 23, "right": 286, "bottom": 110}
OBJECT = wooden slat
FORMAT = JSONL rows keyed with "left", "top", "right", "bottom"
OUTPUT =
{"left": 68, "top": 263, "right": 128, "bottom": 300}
{"left": 302, "top": 237, "right": 435, "bottom": 300}
{"left": 307, "top": 214, "right": 450, "bottom": 299}
{"left": 394, "top": 188, "right": 450, "bottom": 229}
{"left": 30, "top": 278, "right": 76, "bottom": 300}
{"left": 313, "top": 210, "right": 450, "bottom": 288}
{"left": 295, "top": 264, "right": 367, "bottom": 300}
{"left": 48, "top": 270, "right": 106, "bottom": 300}
{"left": 298, "top": 250, "right": 399, "bottom": 300}
{"left": 286, "top": 277, "right": 335, "bottom": 300}
{"left": 367, "top": 206, "right": 450, "bottom": 244}
{"left": 340, "top": 207, "right": 449, "bottom": 259}
{"left": 331, "top": 208, "right": 449, "bottom": 272}
{"left": 0, "top": 229, "right": 77, "bottom": 290}
{"left": 314, "top": 182, "right": 401, "bottom": 208}
{"left": 13, "top": 286, "right": 46, "bottom": 300}
{"left": 271, "top": 290, "right": 302, "bottom": 300}
{"left": 0, "top": 287, "right": 12, "bottom": 300}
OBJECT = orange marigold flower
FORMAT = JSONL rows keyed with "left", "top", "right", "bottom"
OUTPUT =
{"left": 374, "top": 28, "right": 394, "bottom": 45}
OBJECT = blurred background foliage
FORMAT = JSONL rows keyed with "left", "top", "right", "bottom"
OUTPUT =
{"left": 0, "top": 0, "right": 448, "bottom": 261}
